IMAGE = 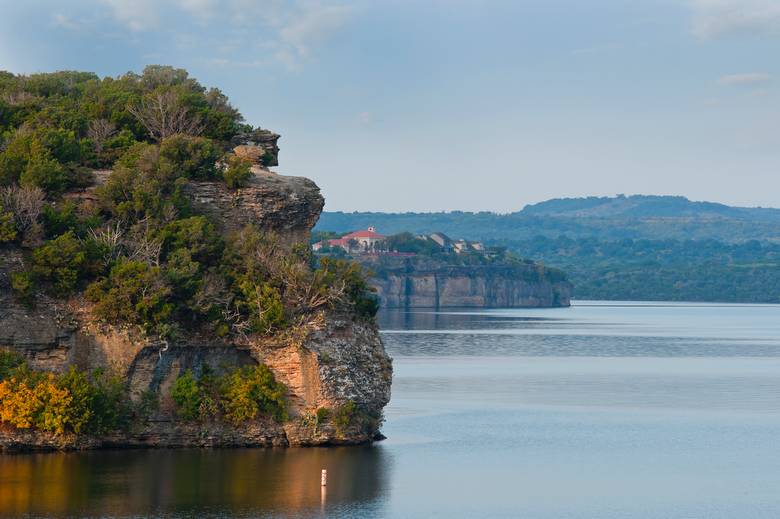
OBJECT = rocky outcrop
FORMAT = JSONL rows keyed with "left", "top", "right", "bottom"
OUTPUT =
{"left": 0, "top": 167, "right": 391, "bottom": 451}
{"left": 68, "top": 169, "right": 324, "bottom": 248}
{"left": 231, "top": 128, "right": 280, "bottom": 167}
{"left": 364, "top": 257, "right": 571, "bottom": 308}
{"left": 185, "top": 171, "right": 324, "bottom": 246}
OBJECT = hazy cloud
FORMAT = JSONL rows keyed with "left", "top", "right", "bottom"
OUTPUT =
{"left": 176, "top": 0, "right": 219, "bottom": 21}
{"left": 57, "top": 0, "right": 353, "bottom": 69}
{"left": 52, "top": 13, "right": 84, "bottom": 30}
{"left": 278, "top": 2, "right": 352, "bottom": 60}
{"left": 717, "top": 73, "right": 771, "bottom": 86}
{"left": 93, "top": 0, "right": 352, "bottom": 69}
{"left": 692, "top": 0, "right": 780, "bottom": 38}
{"left": 101, "top": 0, "right": 161, "bottom": 31}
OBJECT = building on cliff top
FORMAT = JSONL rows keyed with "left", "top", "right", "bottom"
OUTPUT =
{"left": 313, "top": 227, "right": 388, "bottom": 253}
{"left": 425, "top": 233, "right": 486, "bottom": 254}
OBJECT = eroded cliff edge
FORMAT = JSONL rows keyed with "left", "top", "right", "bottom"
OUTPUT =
{"left": 0, "top": 172, "right": 392, "bottom": 451}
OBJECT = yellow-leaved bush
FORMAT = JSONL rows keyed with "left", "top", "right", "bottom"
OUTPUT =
{"left": 0, "top": 371, "right": 77, "bottom": 435}
{"left": 0, "top": 352, "right": 130, "bottom": 436}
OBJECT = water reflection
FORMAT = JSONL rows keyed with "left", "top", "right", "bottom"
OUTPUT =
{"left": 0, "top": 446, "right": 390, "bottom": 518}
{"left": 378, "top": 303, "right": 780, "bottom": 357}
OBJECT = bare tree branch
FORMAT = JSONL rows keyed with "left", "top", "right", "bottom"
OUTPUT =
{"left": 0, "top": 185, "right": 44, "bottom": 244}
{"left": 128, "top": 91, "right": 203, "bottom": 141}
{"left": 87, "top": 119, "right": 117, "bottom": 154}
{"left": 88, "top": 222, "right": 124, "bottom": 267}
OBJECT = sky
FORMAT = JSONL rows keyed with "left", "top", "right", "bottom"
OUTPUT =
{"left": 1, "top": 0, "right": 779, "bottom": 212}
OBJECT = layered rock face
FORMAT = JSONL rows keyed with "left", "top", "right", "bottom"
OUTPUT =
{"left": 185, "top": 171, "right": 324, "bottom": 246}
{"left": 366, "top": 258, "right": 571, "bottom": 308}
{"left": 0, "top": 170, "right": 392, "bottom": 451}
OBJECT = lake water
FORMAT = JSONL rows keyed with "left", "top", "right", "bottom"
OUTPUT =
{"left": 2, "top": 301, "right": 780, "bottom": 518}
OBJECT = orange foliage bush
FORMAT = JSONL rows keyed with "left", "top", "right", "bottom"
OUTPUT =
{"left": 0, "top": 371, "right": 75, "bottom": 435}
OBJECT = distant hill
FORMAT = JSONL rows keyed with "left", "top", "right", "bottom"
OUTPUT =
{"left": 316, "top": 195, "right": 780, "bottom": 303}
{"left": 519, "top": 195, "right": 780, "bottom": 221}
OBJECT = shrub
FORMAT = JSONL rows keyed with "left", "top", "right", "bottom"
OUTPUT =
{"left": 56, "top": 368, "right": 96, "bottom": 434}
{"left": 334, "top": 400, "right": 357, "bottom": 433}
{"left": 100, "top": 129, "right": 139, "bottom": 165}
{"left": 31, "top": 231, "right": 95, "bottom": 295}
{"left": 96, "top": 145, "right": 190, "bottom": 223}
{"left": 220, "top": 364, "right": 288, "bottom": 425}
{"left": 0, "top": 205, "right": 17, "bottom": 243}
{"left": 41, "top": 201, "right": 101, "bottom": 239}
{"left": 316, "top": 257, "right": 379, "bottom": 318}
{"left": 0, "top": 185, "right": 45, "bottom": 243}
{"left": 238, "top": 281, "right": 287, "bottom": 333}
{"left": 10, "top": 271, "right": 34, "bottom": 303}
{"left": 87, "top": 369, "right": 131, "bottom": 434}
{"left": 315, "top": 407, "right": 330, "bottom": 423}
{"left": 222, "top": 155, "right": 252, "bottom": 188}
{"left": 20, "top": 149, "right": 68, "bottom": 194}
{"left": 0, "top": 150, "right": 26, "bottom": 186}
{"left": 156, "top": 216, "right": 223, "bottom": 264}
{"left": 159, "top": 134, "right": 221, "bottom": 181}
{"left": 171, "top": 370, "right": 202, "bottom": 421}
{"left": 0, "top": 364, "right": 129, "bottom": 436}
{"left": 0, "top": 351, "right": 25, "bottom": 380}
{"left": 332, "top": 400, "right": 380, "bottom": 436}
{"left": 0, "top": 370, "right": 73, "bottom": 434}
{"left": 35, "top": 128, "right": 81, "bottom": 164}
{"left": 86, "top": 259, "right": 174, "bottom": 334}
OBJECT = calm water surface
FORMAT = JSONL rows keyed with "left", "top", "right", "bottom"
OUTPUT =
{"left": 3, "top": 301, "right": 780, "bottom": 518}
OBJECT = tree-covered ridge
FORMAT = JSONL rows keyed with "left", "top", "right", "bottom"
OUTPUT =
{"left": 518, "top": 194, "right": 773, "bottom": 219}
{"left": 0, "top": 67, "right": 378, "bottom": 341}
{"left": 502, "top": 236, "right": 780, "bottom": 303}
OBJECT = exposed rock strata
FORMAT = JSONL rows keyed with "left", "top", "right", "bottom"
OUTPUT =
{"left": 185, "top": 171, "right": 324, "bottom": 245}
{"left": 364, "top": 257, "right": 571, "bottom": 308}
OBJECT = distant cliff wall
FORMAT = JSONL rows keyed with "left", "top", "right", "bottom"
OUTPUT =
{"left": 364, "top": 257, "right": 571, "bottom": 308}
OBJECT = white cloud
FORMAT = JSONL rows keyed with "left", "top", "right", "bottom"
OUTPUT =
{"left": 41, "top": 1, "right": 353, "bottom": 70}
{"left": 692, "top": 0, "right": 780, "bottom": 38}
{"left": 176, "top": 0, "right": 218, "bottom": 21}
{"left": 717, "top": 73, "right": 771, "bottom": 86}
{"left": 101, "top": 0, "right": 161, "bottom": 31}
{"left": 97, "top": 0, "right": 352, "bottom": 68}
{"left": 52, "top": 13, "right": 83, "bottom": 30}
{"left": 278, "top": 2, "right": 352, "bottom": 60}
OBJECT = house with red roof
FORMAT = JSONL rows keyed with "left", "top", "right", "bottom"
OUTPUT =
{"left": 313, "top": 227, "right": 387, "bottom": 253}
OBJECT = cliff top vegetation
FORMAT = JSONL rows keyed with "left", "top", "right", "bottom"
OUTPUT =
{"left": 0, "top": 66, "right": 378, "bottom": 340}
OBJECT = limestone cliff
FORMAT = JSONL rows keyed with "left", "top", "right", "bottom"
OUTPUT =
{"left": 0, "top": 171, "right": 391, "bottom": 451}
{"left": 363, "top": 256, "right": 571, "bottom": 308}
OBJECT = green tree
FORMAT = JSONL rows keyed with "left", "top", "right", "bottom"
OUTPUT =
{"left": 220, "top": 364, "right": 287, "bottom": 425}
{"left": 31, "top": 231, "right": 95, "bottom": 294}
{"left": 222, "top": 155, "right": 252, "bottom": 188}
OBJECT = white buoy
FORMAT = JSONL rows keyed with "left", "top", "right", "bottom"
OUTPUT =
{"left": 321, "top": 469, "right": 327, "bottom": 486}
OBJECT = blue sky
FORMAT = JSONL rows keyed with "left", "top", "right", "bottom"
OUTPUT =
{"left": 1, "top": 0, "right": 779, "bottom": 212}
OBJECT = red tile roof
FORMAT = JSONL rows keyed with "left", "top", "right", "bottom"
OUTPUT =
{"left": 342, "top": 229, "right": 386, "bottom": 239}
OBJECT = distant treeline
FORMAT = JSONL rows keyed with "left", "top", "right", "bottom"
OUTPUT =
{"left": 504, "top": 237, "right": 780, "bottom": 303}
